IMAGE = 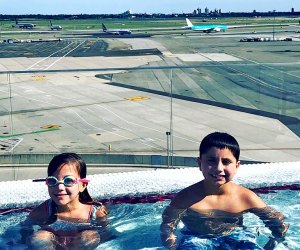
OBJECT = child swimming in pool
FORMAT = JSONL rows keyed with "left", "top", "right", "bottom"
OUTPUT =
{"left": 160, "top": 132, "right": 289, "bottom": 250}
{"left": 23, "top": 153, "right": 111, "bottom": 249}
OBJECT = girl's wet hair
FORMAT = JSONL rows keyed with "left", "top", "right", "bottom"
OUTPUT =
{"left": 47, "top": 152, "right": 93, "bottom": 204}
{"left": 199, "top": 132, "right": 240, "bottom": 161}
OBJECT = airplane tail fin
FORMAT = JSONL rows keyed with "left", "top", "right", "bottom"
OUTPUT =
{"left": 102, "top": 23, "right": 107, "bottom": 32}
{"left": 185, "top": 18, "right": 193, "bottom": 28}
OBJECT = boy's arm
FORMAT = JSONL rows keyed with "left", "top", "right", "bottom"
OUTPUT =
{"left": 160, "top": 204, "right": 186, "bottom": 250}
{"left": 250, "top": 206, "right": 289, "bottom": 246}
{"left": 243, "top": 189, "right": 288, "bottom": 248}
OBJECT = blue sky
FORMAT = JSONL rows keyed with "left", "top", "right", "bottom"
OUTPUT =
{"left": 1, "top": 0, "right": 300, "bottom": 15}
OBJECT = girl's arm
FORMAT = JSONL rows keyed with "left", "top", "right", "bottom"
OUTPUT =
{"left": 20, "top": 202, "right": 49, "bottom": 245}
{"left": 19, "top": 218, "right": 34, "bottom": 245}
{"left": 27, "top": 201, "right": 50, "bottom": 225}
{"left": 94, "top": 203, "right": 115, "bottom": 242}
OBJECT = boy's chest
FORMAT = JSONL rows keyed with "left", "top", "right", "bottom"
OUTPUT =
{"left": 190, "top": 194, "right": 246, "bottom": 213}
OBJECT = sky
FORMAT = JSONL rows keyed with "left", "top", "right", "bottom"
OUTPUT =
{"left": 1, "top": 0, "right": 300, "bottom": 15}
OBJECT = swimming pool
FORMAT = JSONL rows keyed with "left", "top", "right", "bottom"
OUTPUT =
{"left": 0, "top": 162, "right": 299, "bottom": 249}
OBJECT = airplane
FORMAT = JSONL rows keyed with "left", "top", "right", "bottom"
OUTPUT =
{"left": 184, "top": 18, "right": 228, "bottom": 33}
{"left": 50, "top": 20, "right": 62, "bottom": 30}
{"left": 102, "top": 23, "right": 132, "bottom": 35}
{"left": 12, "top": 20, "right": 36, "bottom": 29}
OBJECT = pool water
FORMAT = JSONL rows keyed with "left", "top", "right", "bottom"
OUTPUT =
{"left": 0, "top": 189, "right": 299, "bottom": 250}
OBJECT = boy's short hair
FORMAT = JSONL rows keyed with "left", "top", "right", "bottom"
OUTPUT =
{"left": 199, "top": 132, "right": 240, "bottom": 161}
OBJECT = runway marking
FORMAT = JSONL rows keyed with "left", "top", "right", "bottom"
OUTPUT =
{"left": 26, "top": 42, "right": 77, "bottom": 71}
{"left": 70, "top": 108, "right": 165, "bottom": 150}
{"left": 32, "top": 75, "right": 47, "bottom": 81}
{"left": 89, "top": 104, "right": 199, "bottom": 148}
{"left": 0, "top": 138, "right": 22, "bottom": 152}
{"left": 0, "top": 128, "right": 59, "bottom": 139}
{"left": 229, "top": 52, "right": 300, "bottom": 81}
{"left": 44, "top": 41, "right": 85, "bottom": 70}
{"left": 174, "top": 53, "right": 241, "bottom": 62}
{"left": 126, "top": 96, "right": 149, "bottom": 101}
{"left": 0, "top": 97, "right": 10, "bottom": 101}
{"left": 225, "top": 62, "right": 300, "bottom": 95}
{"left": 98, "top": 104, "right": 199, "bottom": 143}
{"left": 40, "top": 124, "right": 61, "bottom": 129}
{"left": 193, "top": 49, "right": 300, "bottom": 96}
{"left": 25, "top": 41, "right": 85, "bottom": 71}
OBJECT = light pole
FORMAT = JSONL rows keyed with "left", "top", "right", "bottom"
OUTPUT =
{"left": 273, "top": 10, "right": 276, "bottom": 41}
{"left": 166, "top": 131, "right": 171, "bottom": 168}
{"left": 168, "top": 69, "right": 173, "bottom": 168}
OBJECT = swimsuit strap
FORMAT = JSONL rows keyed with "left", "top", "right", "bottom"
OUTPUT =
{"left": 40, "top": 199, "right": 52, "bottom": 217}
{"left": 47, "top": 199, "right": 52, "bottom": 216}
{"left": 40, "top": 199, "right": 57, "bottom": 225}
{"left": 45, "top": 199, "right": 100, "bottom": 222}
{"left": 88, "top": 203, "right": 93, "bottom": 220}
{"left": 90, "top": 202, "right": 104, "bottom": 222}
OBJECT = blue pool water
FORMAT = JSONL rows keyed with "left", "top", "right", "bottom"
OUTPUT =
{"left": 0, "top": 188, "right": 299, "bottom": 249}
{"left": 0, "top": 164, "right": 299, "bottom": 249}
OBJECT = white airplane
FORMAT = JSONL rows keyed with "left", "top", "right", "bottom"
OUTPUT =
{"left": 102, "top": 23, "right": 131, "bottom": 35}
{"left": 12, "top": 20, "right": 36, "bottom": 29}
{"left": 184, "top": 18, "right": 228, "bottom": 33}
{"left": 50, "top": 20, "right": 62, "bottom": 30}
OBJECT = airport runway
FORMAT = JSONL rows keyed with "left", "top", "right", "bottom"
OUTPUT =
{"left": 0, "top": 29, "right": 300, "bottom": 164}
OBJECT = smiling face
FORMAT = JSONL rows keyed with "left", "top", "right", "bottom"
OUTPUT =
{"left": 198, "top": 146, "right": 240, "bottom": 187}
{"left": 47, "top": 163, "right": 87, "bottom": 206}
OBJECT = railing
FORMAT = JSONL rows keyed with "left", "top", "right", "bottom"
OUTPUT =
{"left": 1, "top": 62, "right": 300, "bottom": 180}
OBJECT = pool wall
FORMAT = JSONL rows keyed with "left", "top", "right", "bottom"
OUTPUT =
{"left": 0, "top": 153, "right": 198, "bottom": 168}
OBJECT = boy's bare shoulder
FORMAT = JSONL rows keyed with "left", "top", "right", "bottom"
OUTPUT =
{"left": 233, "top": 183, "right": 266, "bottom": 209}
{"left": 171, "top": 181, "right": 204, "bottom": 209}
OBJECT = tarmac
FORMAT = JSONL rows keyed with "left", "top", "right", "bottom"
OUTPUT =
{"left": 0, "top": 28, "right": 300, "bottom": 181}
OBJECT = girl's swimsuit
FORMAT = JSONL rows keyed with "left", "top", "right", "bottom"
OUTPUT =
{"left": 40, "top": 199, "right": 102, "bottom": 237}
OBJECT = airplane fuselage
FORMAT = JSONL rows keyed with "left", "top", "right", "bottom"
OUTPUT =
{"left": 192, "top": 24, "right": 228, "bottom": 32}
{"left": 102, "top": 23, "right": 132, "bottom": 35}
{"left": 51, "top": 25, "right": 62, "bottom": 30}
{"left": 185, "top": 18, "right": 228, "bottom": 33}
{"left": 104, "top": 29, "right": 131, "bottom": 35}
{"left": 12, "top": 22, "right": 36, "bottom": 29}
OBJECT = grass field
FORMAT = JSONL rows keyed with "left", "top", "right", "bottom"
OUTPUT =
{"left": 0, "top": 16, "right": 299, "bottom": 31}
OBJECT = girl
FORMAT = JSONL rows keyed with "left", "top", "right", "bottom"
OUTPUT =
{"left": 26, "top": 153, "right": 110, "bottom": 249}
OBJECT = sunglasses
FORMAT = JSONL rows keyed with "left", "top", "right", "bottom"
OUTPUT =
{"left": 33, "top": 175, "right": 90, "bottom": 187}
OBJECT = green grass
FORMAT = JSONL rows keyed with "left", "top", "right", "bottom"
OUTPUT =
{"left": 0, "top": 17, "right": 298, "bottom": 31}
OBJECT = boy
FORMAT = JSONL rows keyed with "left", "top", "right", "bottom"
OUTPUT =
{"left": 160, "top": 132, "right": 288, "bottom": 249}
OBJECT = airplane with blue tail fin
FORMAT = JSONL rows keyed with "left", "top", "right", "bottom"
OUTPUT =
{"left": 184, "top": 18, "right": 228, "bottom": 33}
{"left": 102, "top": 23, "right": 132, "bottom": 35}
